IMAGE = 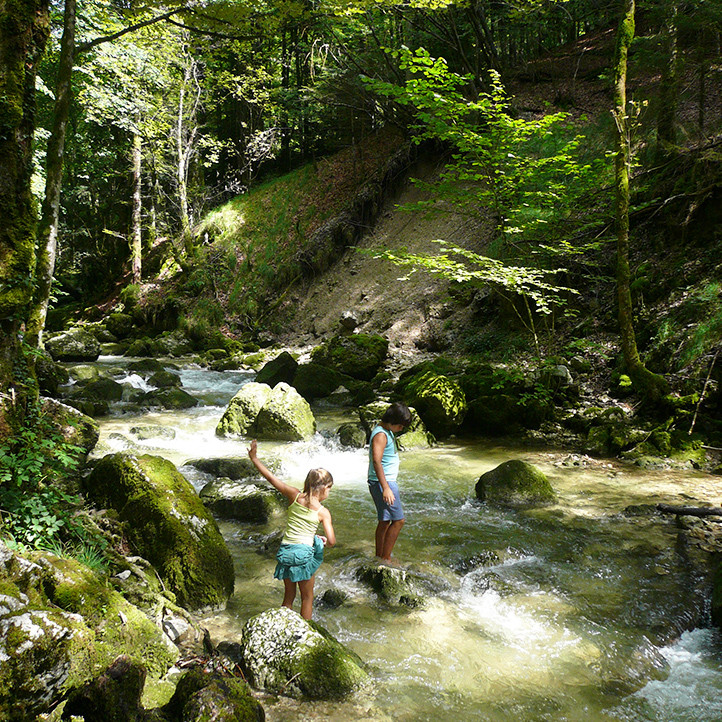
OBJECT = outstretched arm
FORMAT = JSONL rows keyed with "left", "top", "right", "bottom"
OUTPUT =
{"left": 248, "top": 440, "right": 298, "bottom": 503}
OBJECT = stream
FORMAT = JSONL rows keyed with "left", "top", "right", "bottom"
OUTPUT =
{"left": 86, "top": 357, "right": 722, "bottom": 721}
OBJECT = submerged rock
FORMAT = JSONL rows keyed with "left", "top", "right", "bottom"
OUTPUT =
{"left": 129, "top": 425, "right": 177, "bottom": 441}
{"left": 475, "top": 459, "right": 556, "bottom": 508}
{"left": 84, "top": 453, "right": 234, "bottom": 611}
{"left": 239, "top": 607, "right": 368, "bottom": 699}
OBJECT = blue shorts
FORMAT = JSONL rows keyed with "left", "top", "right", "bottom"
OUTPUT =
{"left": 368, "top": 480, "right": 404, "bottom": 521}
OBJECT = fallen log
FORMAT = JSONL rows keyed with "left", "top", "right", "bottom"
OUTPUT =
{"left": 657, "top": 503, "right": 722, "bottom": 518}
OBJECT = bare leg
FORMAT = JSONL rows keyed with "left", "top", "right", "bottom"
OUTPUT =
{"left": 380, "top": 519, "right": 404, "bottom": 562}
{"left": 375, "top": 521, "right": 391, "bottom": 558}
{"left": 282, "top": 579, "right": 296, "bottom": 610}
{"left": 298, "top": 576, "right": 315, "bottom": 620}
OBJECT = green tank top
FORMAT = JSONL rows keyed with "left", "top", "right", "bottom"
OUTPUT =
{"left": 282, "top": 495, "right": 320, "bottom": 545}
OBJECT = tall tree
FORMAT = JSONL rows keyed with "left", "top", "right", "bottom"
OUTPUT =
{"left": 0, "top": 0, "right": 51, "bottom": 428}
{"left": 612, "top": 0, "right": 668, "bottom": 400}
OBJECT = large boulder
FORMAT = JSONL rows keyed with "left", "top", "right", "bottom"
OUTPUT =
{"left": 357, "top": 402, "right": 433, "bottom": 449}
{"left": 35, "top": 349, "right": 70, "bottom": 394}
{"left": 292, "top": 362, "right": 346, "bottom": 400}
{"left": 0, "top": 543, "right": 177, "bottom": 719}
{"left": 216, "top": 382, "right": 273, "bottom": 437}
{"left": 200, "top": 478, "right": 285, "bottom": 523}
{"left": 239, "top": 607, "right": 368, "bottom": 699}
{"left": 475, "top": 459, "right": 556, "bottom": 507}
{"left": 141, "top": 387, "right": 199, "bottom": 410}
{"left": 254, "top": 383, "right": 316, "bottom": 441}
{"left": 310, "top": 333, "right": 388, "bottom": 381}
{"left": 256, "top": 351, "right": 298, "bottom": 387}
{"left": 39, "top": 397, "right": 99, "bottom": 458}
{"left": 356, "top": 562, "right": 425, "bottom": 608}
{"left": 84, "top": 453, "right": 234, "bottom": 611}
{"left": 45, "top": 326, "right": 101, "bottom": 361}
{"left": 396, "top": 366, "right": 467, "bottom": 437}
{"left": 105, "top": 312, "right": 134, "bottom": 338}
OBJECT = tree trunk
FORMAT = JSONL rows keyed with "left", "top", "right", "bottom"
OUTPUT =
{"left": 26, "top": 0, "right": 76, "bottom": 351}
{"left": 0, "top": 0, "right": 51, "bottom": 430}
{"left": 130, "top": 130, "right": 142, "bottom": 284}
{"left": 612, "top": 0, "right": 669, "bottom": 401}
{"left": 656, "top": 1, "right": 678, "bottom": 160}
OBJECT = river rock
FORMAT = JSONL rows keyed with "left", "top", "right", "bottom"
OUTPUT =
{"left": 185, "top": 456, "right": 280, "bottom": 480}
{"left": 39, "top": 397, "right": 99, "bottom": 459}
{"left": 84, "top": 453, "right": 234, "bottom": 611}
{"left": 35, "top": 349, "right": 69, "bottom": 394}
{"left": 337, "top": 422, "right": 367, "bottom": 448}
{"left": 239, "top": 607, "right": 369, "bottom": 699}
{"left": 141, "top": 387, "right": 199, "bottom": 409}
{"left": 127, "top": 358, "right": 166, "bottom": 376}
{"left": 292, "top": 361, "right": 347, "bottom": 400}
{"left": 163, "top": 667, "right": 265, "bottom": 721}
{"left": 154, "top": 330, "right": 194, "bottom": 357}
{"left": 105, "top": 312, "right": 134, "bottom": 338}
{"left": 256, "top": 350, "right": 298, "bottom": 387}
{"left": 200, "top": 478, "right": 285, "bottom": 523}
{"left": 148, "top": 369, "right": 182, "bottom": 388}
{"left": 0, "top": 543, "right": 177, "bottom": 719}
{"left": 356, "top": 562, "right": 426, "bottom": 608}
{"left": 129, "top": 425, "right": 177, "bottom": 441}
{"left": 310, "top": 333, "right": 388, "bottom": 381}
{"left": 45, "top": 326, "right": 101, "bottom": 361}
{"left": 396, "top": 364, "right": 467, "bottom": 437}
{"left": 475, "top": 459, "right": 556, "bottom": 507}
{"left": 254, "top": 383, "right": 316, "bottom": 441}
{"left": 77, "top": 377, "right": 124, "bottom": 402}
{"left": 216, "top": 382, "right": 273, "bottom": 437}
{"left": 358, "top": 401, "right": 433, "bottom": 448}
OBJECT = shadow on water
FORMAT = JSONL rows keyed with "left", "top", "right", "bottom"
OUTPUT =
{"left": 86, "top": 358, "right": 722, "bottom": 722}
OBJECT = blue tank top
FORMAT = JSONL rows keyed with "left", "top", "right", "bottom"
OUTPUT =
{"left": 368, "top": 425, "right": 399, "bottom": 483}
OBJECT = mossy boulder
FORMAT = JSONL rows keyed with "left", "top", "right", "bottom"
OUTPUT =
{"left": 128, "top": 359, "right": 166, "bottom": 376}
{"left": 200, "top": 478, "right": 285, "bottom": 523}
{"left": 254, "top": 383, "right": 316, "bottom": 441}
{"left": 356, "top": 563, "right": 426, "bottom": 608}
{"left": 141, "top": 387, "right": 199, "bottom": 410}
{"left": 396, "top": 366, "right": 467, "bottom": 437}
{"left": 105, "top": 312, "right": 134, "bottom": 339}
{"left": 129, "top": 425, "right": 176, "bottom": 441}
{"left": 256, "top": 351, "right": 298, "bottom": 387}
{"left": 162, "top": 668, "right": 265, "bottom": 721}
{"left": 475, "top": 459, "right": 556, "bottom": 508}
{"left": 239, "top": 607, "right": 369, "bottom": 699}
{"left": 78, "top": 378, "right": 125, "bottom": 402}
{"left": 148, "top": 369, "right": 182, "bottom": 388}
{"left": 337, "top": 422, "right": 367, "bottom": 448}
{"left": 154, "top": 330, "right": 194, "bottom": 357}
{"left": 185, "top": 456, "right": 279, "bottom": 481}
{"left": 357, "top": 402, "right": 433, "bottom": 448}
{"left": 84, "top": 453, "right": 234, "bottom": 611}
{"left": 0, "top": 543, "right": 177, "bottom": 719}
{"left": 216, "top": 382, "right": 273, "bottom": 437}
{"left": 35, "top": 349, "right": 69, "bottom": 394}
{"left": 310, "top": 333, "right": 388, "bottom": 381}
{"left": 39, "top": 397, "right": 99, "bottom": 458}
{"left": 292, "top": 362, "right": 346, "bottom": 400}
{"left": 46, "top": 327, "right": 101, "bottom": 362}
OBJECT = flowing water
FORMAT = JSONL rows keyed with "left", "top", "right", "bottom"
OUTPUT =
{"left": 87, "top": 357, "right": 722, "bottom": 721}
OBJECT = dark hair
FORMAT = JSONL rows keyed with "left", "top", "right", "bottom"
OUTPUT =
{"left": 303, "top": 468, "right": 333, "bottom": 496}
{"left": 382, "top": 402, "right": 412, "bottom": 427}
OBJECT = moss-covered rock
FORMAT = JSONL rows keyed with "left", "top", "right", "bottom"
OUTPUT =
{"left": 185, "top": 456, "right": 279, "bottom": 480}
{"left": 127, "top": 359, "right": 166, "bottom": 376}
{"left": 105, "top": 312, "right": 135, "bottom": 339}
{"left": 200, "top": 478, "right": 285, "bottom": 523}
{"left": 292, "top": 362, "right": 346, "bottom": 400}
{"left": 256, "top": 351, "right": 298, "bottom": 387}
{"left": 395, "top": 367, "right": 467, "bottom": 437}
{"left": 141, "top": 387, "right": 199, "bottom": 410}
{"left": 84, "top": 453, "right": 234, "bottom": 612}
{"left": 154, "top": 330, "right": 194, "bottom": 357}
{"left": 162, "top": 668, "right": 265, "bottom": 721}
{"left": 148, "top": 369, "right": 182, "bottom": 388}
{"left": 475, "top": 460, "right": 556, "bottom": 507}
{"left": 239, "top": 607, "right": 368, "bottom": 699}
{"left": 310, "top": 333, "right": 388, "bottom": 381}
{"left": 357, "top": 401, "right": 433, "bottom": 448}
{"left": 216, "top": 382, "right": 273, "bottom": 437}
{"left": 254, "top": 383, "right": 316, "bottom": 441}
{"left": 356, "top": 563, "right": 425, "bottom": 608}
{"left": 46, "top": 327, "right": 101, "bottom": 362}
{"left": 39, "top": 397, "right": 99, "bottom": 458}
{"left": 337, "top": 422, "right": 367, "bottom": 448}
{"left": 0, "top": 543, "right": 177, "bottom": 719}
{"left": 35, "top": 349, "right": 69, "bottom": 395}
{"left": 77, "top": 378, "right": 125, "bottom": 402}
